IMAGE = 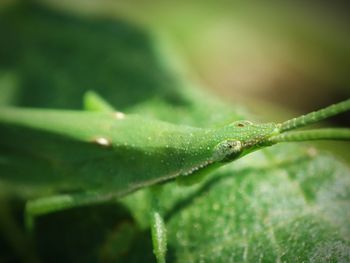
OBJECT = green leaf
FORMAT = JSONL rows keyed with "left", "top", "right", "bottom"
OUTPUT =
{"left": 120, "top": 142, "right": 350, "bottom": 263}
{"left": 0, "top": 2, "right": 349, "bottom": 263}
{"left": 167, "top": 150, "right": 350, "bottom": 262}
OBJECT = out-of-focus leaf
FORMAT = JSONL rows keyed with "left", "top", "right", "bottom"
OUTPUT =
{"left": 0, "top": 2, "right": 185, "bottom": 109}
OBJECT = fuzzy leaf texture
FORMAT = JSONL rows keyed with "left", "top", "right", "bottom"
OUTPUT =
{"left": 0, "top": 2, "right": 349, "bottom": 263}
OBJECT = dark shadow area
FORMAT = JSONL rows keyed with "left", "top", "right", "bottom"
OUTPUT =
{"left": 36, "top": 202, "right": 136, "bottom": 263}
{"left": 35, "top": 201, "right": 176, "bottom": 263}
{"left": 0, "top": 198, "right": 27, "bottom": 263}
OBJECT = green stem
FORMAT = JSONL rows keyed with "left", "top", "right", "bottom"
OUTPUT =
{"left": 280, "top": 99, "right": 350, "bottom": 132}
{"left": 269, "top": 128, "right": 350, "bottom": 143}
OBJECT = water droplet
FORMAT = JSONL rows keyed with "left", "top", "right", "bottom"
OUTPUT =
{"left": 114, "top": 111, "right": 125, "bottom": 120}
{"left": 93, "top": 137, "right": 111, "bottom": 147}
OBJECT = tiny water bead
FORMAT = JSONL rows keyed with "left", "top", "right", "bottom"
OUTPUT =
{"left": 114, "top": 111, "right": 125, "bottom": 120}
{"left": 181, "top": 160, "right": 213, "bottom": 176}
{"left": 93, "top": 137, "right": 111, "bottom": 147}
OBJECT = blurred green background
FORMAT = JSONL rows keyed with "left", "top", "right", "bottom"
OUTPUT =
{"left": 2, "top": 0, "right": 350, "bottom": 115}
{"left": 21, "top": 0, "right": 350, "bottom": 116}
